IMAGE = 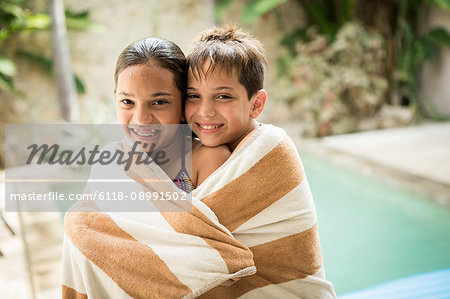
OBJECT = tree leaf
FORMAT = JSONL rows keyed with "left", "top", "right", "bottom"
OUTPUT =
{"left": 0, "top": 1, "right": 25, "bottom": 19}
{"left": 65, "top": 10, "right": 103, "bottom": 32}
{"left": 243, "top": 0, "right": 288, "bottom": 23}
{"left": 419, "top": 36, "right": 436, "bottom": 60}
{"left": 65, "top": 17, "right": 103, "bottom": 32}
{"left": 17, "top": 50, "right": 53, "bottom": 73}
{"left": 214, "top": 0, "right": 232, "bottom": 22}
{"left": 428, "top": 27, "right": 450, "bottom": 46}
{"left": 425, "top": 0, "right": 450, "bottom": 11}
{"left": 74, "top": 75, "right": 86, "bottom": 94}
{"left": 65, "top": 9, "right": 89, "bottom": 19}
{"left": 25, "top": 14, "right": 51, "bottom": 30}
{"left": 17, "top": 50, "right": 86, "bottom": 94}
{"left": 0, "top": 56, "right": 16, "bottom": 76}
{"left": 0, "top": 74, "right": 16, "bottom": 93}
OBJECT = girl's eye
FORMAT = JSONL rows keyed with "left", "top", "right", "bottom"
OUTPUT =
{"left": 153, "top": 99, "right": 168, "bottom": 106}
{"left": 120, "top": 99, "right": 134, "bottom": 106}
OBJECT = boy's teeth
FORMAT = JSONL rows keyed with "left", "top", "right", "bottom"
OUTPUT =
{"left": 200, "top": 124, "right": 221, "bottom": 129}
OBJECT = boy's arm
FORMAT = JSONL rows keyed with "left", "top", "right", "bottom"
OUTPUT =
{"left": 192, "top": 144, "right": 231, "bottom": 187}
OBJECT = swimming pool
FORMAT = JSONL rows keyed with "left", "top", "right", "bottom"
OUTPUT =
{"left": 301, "top": 152, "right": 450, "bottom": 295}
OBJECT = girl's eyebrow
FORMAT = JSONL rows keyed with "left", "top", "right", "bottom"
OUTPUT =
{"left": 187, "top": 87, "right": 234, "bottom": 91}
{"left": 118, "top": 91, "right": 133, "bottom": 97}
{"left": 117, "top": 91, "right": 173, "bottom": 97}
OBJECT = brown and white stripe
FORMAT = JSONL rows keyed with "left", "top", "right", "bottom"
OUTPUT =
{"left": 62, "top": 124, "right": 336, "bottom": 298}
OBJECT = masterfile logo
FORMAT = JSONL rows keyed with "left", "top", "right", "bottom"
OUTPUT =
{"left": 5, "top": 124, "right": 192, "bottom": 213}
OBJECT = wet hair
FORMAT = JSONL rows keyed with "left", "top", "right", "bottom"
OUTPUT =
{"left": 187, "top": 24, "right": 266, "bottom": 99}
{"left": 114, "top": 37, "right": 186, "bottom": 97}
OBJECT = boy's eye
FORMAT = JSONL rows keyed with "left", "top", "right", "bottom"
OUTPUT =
{"left": 217, "top": 94, "right": 232, "bottom": 100}
{"left": 187, "top": 94, "right": 200, "bottom": 101}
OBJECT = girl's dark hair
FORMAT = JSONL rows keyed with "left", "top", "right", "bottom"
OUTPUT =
{"left": 114, "top": 37, "right": 187, "bottom": 97}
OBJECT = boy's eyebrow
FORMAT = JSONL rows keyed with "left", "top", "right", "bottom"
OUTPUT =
{"left": 214, "top": 86, "right": 234, "bottom": 91}
{"left": 151, "top": 92, "right": 173, "bottom": 97}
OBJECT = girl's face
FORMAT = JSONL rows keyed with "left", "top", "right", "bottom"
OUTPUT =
{"left": 115, "top": 61, "right": 183, "bottom": 148}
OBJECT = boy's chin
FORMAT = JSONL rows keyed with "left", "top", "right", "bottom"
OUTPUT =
{"left": 196, "top": 136, "right": 223, "bottom": 148}
{"left": 200, "top": 140, "right": 221, "bottom": 147}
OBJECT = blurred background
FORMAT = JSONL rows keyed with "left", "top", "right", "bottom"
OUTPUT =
{"left": 1, "top": 0, "right": 449, "bottom": 298}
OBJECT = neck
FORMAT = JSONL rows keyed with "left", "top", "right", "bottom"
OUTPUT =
{"left": 229, "top": 120, "right": 259, "bottom": 152}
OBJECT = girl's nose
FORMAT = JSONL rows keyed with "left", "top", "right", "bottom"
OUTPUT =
{"left": 132, "top": 106, "right": 154, "bottom": 124}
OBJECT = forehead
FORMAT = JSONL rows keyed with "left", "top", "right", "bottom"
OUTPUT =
{"left": 117, "top": 63, "right": 176, "bottom": 88}
{"left": 188, "top": 63, "right": 240, "bottom": 85}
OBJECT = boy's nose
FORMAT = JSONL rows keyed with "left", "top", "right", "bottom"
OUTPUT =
{"left": 132, "top": 106, "right": 154, "bottom": 124}
{"left": 197, "top": 101, "right": 216, "bottom": 118}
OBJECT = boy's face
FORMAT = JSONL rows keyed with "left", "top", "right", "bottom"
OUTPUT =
{"left": 185, "top": 66, "right": 262, "bottom": 150}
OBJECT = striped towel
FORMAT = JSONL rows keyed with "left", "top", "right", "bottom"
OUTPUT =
{"left": 62, "top": 123, "right": 336, "bottom": 298}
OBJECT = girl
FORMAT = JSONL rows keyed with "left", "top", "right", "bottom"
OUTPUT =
{"left": 114, "top": 37, "right": 230, "bottom": 192}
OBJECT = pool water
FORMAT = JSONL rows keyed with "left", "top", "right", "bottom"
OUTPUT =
{"left": 301, "top": 152, "right": 450, "bottom": 295}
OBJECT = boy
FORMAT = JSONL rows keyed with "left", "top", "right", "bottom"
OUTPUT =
{"left": 185, "top": 25, "right": 337, "bottom": 298}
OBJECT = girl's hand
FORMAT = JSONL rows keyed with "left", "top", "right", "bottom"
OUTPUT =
{"left": 220, "top": 277, "right": 241, "bottom": 286}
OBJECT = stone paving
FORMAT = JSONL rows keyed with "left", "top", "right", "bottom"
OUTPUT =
{"left": 282, "top": 121, "right": 450, "bottom": 207}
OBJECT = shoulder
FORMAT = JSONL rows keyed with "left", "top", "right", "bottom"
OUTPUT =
{"left": 193, "top": 144, "right": 231, "bottom": 166}
{"left": 192, "top": 144, "right": 231, "bottom": 187}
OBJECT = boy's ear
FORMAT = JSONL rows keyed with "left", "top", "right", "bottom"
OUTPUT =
{"left": 250, "top": 89, "right": 267, "bottom": 119}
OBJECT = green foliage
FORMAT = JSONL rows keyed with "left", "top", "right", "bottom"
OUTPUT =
{"left": 278, "top": 23, "right": 389, "bottom": 136}
{"left": 1, "top": 0, "right": 43, "bottom": 94}
{"left": 0, "top": 1, "right": 50, "bottom": 43}
{"left": 17, "top": 50, "right": 86, "bottom": 94}
{"left": 0, "top": 56, "right": 16, "bottom": 77}
{"left": 297, "top": 0, "right": 356, "bottom": 40}
{"left": 0, "top": 55, "right": 18, "bottom": 93}
{"left": 392, "top": 0, "right": 450, "bottom": 120}
{"left": 428, "top": 27, "right": 450, "bottom": 46}
{"left": 0, "top": 0, "right": 97, "bottom": 95}
{"left": 65, "top": 10, "right": 103, "bottom": 32}
{"left": 242, "top": 0, "right": 288, "bottom": 23}
{"left": 425, "top": 0, "right": 450, "bottom": 11}
{"left": 215, "top": 0, "right": 233, "bottom": 22}
{"left": 216, "top": 0, "right": 450, "bottom": 125}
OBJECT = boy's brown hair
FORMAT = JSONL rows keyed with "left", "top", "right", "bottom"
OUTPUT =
{"left": 187, "top": 24, "right": 266, "bottom": 99}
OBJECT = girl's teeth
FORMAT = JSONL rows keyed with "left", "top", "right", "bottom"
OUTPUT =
{"left": 132, "top": 128, "right": 158, "bottom": 136}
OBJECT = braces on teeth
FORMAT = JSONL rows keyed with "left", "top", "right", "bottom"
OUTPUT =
{"left": 131, "top": 128, "right": 158, "bottom": 136}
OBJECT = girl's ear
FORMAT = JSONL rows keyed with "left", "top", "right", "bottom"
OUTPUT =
{"left": 250, "top": 89, "right": 267, "bottom": 119}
